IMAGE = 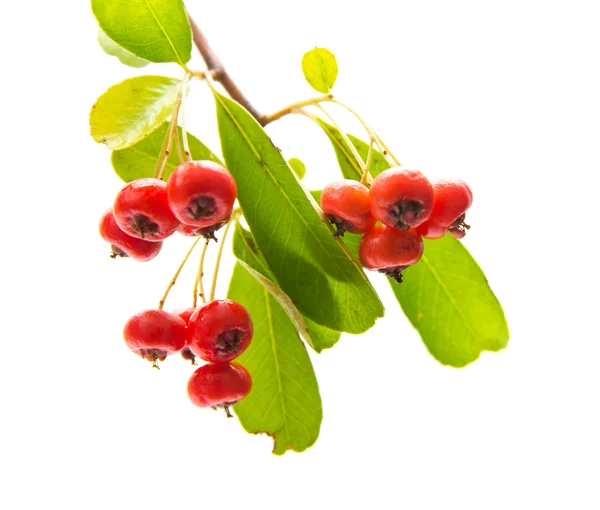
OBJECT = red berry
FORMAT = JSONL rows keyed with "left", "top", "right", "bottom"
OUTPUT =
{"left": 167, "top": 161, "right": 237, "bottom": 229}
{"left": 172, "top": 306, "right": 197, "bottom": 364}
{"left": 187, "top": 362, "right": 252, "bottom": 416}
{"left": 113, "top": 178, "right": 179, "bottom": 241}
{"left": 99, "top": 208, "right": 163, "bottom": 261}
{"left": 188, "top": 299, "right": 253, "bottom": 363}
{"left": 369, "top": 168, "right": 434, "bottom": 231}
{"left": 320, "top": 180, "right": 376, "bottom": 237}
{"left": 359, "top": 224, "right": 424, "bottom": 283}
{"left": 176, "top": 218, "right": 230, "bottom": 242}
{"left": 417, "top": 180, "right": 473, "bottom": 240}
{"left": 123, "top": 309, "right": 187, "bottom": 367}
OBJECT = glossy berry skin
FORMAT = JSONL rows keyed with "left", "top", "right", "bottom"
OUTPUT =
{"left": 320, "top": 180, "right": 376, "bottom": 237}
{"left": 359, "top": 224, "right": 424, "bottom": 282}
{"left": 123, "top": 309, "right": 187, "bottom": 366}
{"left": 187, "top": 362, "right": 252, "bottom": 415}
{"left": 177, "top": 218, "right": 230, "bottom": 242}
{"left": 113, "top": 178, "right": 179, "bottom": 241}
{"left": 369, "top": 168, "right": 434, "bottom": 231}
{"left": 172, "top": 306, "right": 197, "bottom": 364}
{"left": 167, "top": 160, "right": 237, "bottom": 229}
{"left": 417, "top": 180, "right": 473, "bottom": 240}
{"left": 188, "top": 299, "right": 253, "bottom": 363}
{"left": 99, "top": 208, "right": 163, "bottom": 261}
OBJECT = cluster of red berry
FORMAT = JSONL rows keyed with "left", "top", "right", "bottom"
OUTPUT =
{"left": 99, "top": 160, "right": 253, "bottom": 416}
{"left": 320, "top": 168, "right": 473, "bottom": 282}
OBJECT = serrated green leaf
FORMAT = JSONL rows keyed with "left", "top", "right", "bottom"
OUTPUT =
{"left": 214, "top": 92, "right": 383, "bottom": 334}
{"left": 91, "top": 0, "right": 192, "bottom": 66}
{"left": 90, "top": 76, "right": 181, "bottom": 150}
{"left": 391, "top": 235, "right": 509, "bottom": 367}
{"left": 228, "top": 263, "right": 322, "bottom": 455}
{"left": 233, "top": 223, "right": 340, "bottom": 351}
{"left": 302, "top": 48, "right": 338, "bottom": 93}
{"left": 97, "top": 28, "right": 149, "bottom": 68}
{"left": 288, "top": 157, "right": 306, "bottom": 179}
{"left": 111, "top": 123, "right": 222, "bottom": 182}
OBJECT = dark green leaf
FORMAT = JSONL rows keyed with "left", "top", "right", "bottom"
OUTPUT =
{"left": 392, "top": 235, "right": 509, "bottom": 367}
{"left": 97, "top": 28, "right": 149, "bottom": 68}
{"left": 111, "top": 123, "right": 221, "bottom": 182}
{"left": 229, "top": 263, "right": 322, "bottom": 455}
{"left": 90, "top": 76, "right": 181, "bottom": 150}
{"left": 288, "top": 157, "right": 306, "bottom": 179}
{"left": 215, "top": 92, "right": 383, "bottom": 333}
{"left": 91, "top": 0, "right": 192, "bottom": 66}
{"left": 233, "top": 224, "right": 340, "bottom": 351}
{"left": 301, "top": 48, "right": 338, "bottom": 93}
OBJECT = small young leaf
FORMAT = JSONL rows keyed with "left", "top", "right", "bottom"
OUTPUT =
{"left": 288, "top": 157, "right": 306, "bottom": 179}
{"left": 391, "top": 235, "right": 509, "bottom": 367}
{"left": 302, "top": 48, "right": 338, "bottom": 93}
{"left": 91, "top": 0, "right": 192, "bottom": 66}
{"left": 228, "top": 263, "right": 323, "bottom": 455}
{"left": 90, "top": 76, "right": 181, "bottom": 150}
{"left": 214, "top": 91, "right": 384, "bottom": 334}
{"left": 97, "top": 29, "right": 149, "bottom": 68}
{"left": 233, "top": 224, "right": 341, "bottom": 352}
{"left": 111, "top": 123, "right": 222, "bottom": 182}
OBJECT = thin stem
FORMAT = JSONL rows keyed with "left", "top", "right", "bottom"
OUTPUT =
{"left": 209, "top": 219, "right": 233, "bottom": 302}
{"left": 360, "top": 137, "right": 374, "bottom": 185}
{"left": 158, "top": 238, "right": 201, "bottom": 310}
{"left": 180, "top": 73, "right": 193, "bottom": 161}
{"left": 175, "top": 128, "right": 185, "bottom": 163}
{"left": 152, "top": 122, "right": 172, "bottom": 179}
{"left": 193, "top": 238, "right": 210, "bottom": 308}
{"left": 261, "top": 94, "right": 333, "bottom": 124}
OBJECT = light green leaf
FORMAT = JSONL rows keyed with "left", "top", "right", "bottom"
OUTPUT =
{"left": 288, "top": 157, "right": 306, "bottom": 179}
{"left": 214, "top": 92, "right": 383, "bottom": 333}
{"left": 229, "top": 263, "right": 322, "bottom": 455}
{"left": 233, "top": 223, "right": 340, "bottom": 352}
{"left": 97, "top": 28, "right": 149, "bottom": 68}
{"left": 111, "top": 122, "right": 222, "bottom": 182}
{"left": 391, "top": 235, "right": 509, "bottom": 367}
{"left": 302, "top": 48, "right": 338, "bottom": 93}
{"left": 91, "top": 0, "right": 192, "bottom": 66}
{"left": 90, "top": 76, "right": 181, "bottom": 150}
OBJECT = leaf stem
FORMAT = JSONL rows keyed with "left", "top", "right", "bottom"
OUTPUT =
{"left": 158, "top": 237, "right": 201, "bottom": 310}
{"left": 193, "top": 238, "right": 210, "bottom": 307}
{"left": 261, "top": 94, "right": 333, "bottom": 124}
{"left": 360, "top": 137, "right": 374, "bottom": 185}
{"left": 209, "top": 219, "right": 234, "bottom": 302}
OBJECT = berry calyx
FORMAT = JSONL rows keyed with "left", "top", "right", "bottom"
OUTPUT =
{"left": 177, "top": 218, "right": 230, "bottom": 241}
{"left": 188, "top": 299, "right": 253, "bottom": 363}
{"left": 123, "top": 309, "right": 187, "bottom": 367}
{"left": 359, "top": 224, "right": 424, "bottom": 283}
{"left": 320, "top": 180, "right": 376, "bottom": 237}
{"left": 113, "top": 178, "right": 179, "bottom": 241}
{"left": 99, "top": 209, "right": 163, "bottom": 261}
{"left": 369, "top": 168, "right": 434, "bottom": 231}
{"left": 417, "top": 180, "right": 473, "bottom": 240}
{"left": 172, "top": 306, "right": 197, "bottom": 364}
{"left": 187, "top": 362, "right": 252, "bottom": 417}
{"left": 167, "top": 161, "right": 237, "bottom": 229}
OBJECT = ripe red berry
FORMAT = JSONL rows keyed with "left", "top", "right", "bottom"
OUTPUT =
{"left": 359, "top": 224, "right": 424, "bottom": 282}
{"left": 369, "top": 168, "right": 434, "bottom": 231}
{"left": 172, "top": 306, "right": 197, "bottom": 364}
{"left": 123, "top": 309, "right": 187, "bottom": 367}
{"left": 417, "top": 180, "right": 473, "bottom": 240}
{"left": 99, "top": 208, "right": 163, "bottom": 261}
{"left": 320, "top": 180, "right": 376, "bottom": 237}
{"left": 113, "top": 178, "right": 179, "bottom": 241}
{"left": 167, "top": 160, "right": 237, "bottom": 229}
{"left": 176, "top": 218, "right": 230, "bottom": 242}
{"left": 187, "top": 362, "right": 252, "bottom": 416}
{"left": 188, "top": 299, "right": 253, "bottom": 363}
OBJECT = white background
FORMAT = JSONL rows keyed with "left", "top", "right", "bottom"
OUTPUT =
{"left": 1, "top": 0, "right": 599, "bottom": 508}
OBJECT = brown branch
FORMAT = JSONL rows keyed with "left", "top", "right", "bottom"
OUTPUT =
{"left": 187, "top": 13, "right": 266, "bottom": 125}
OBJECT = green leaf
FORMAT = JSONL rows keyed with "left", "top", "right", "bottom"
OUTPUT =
{"left": 91, "top": 0, "right": 192, "bottom": 66}
{"left": 111, "top": 123, "right": 222, "bottom": 182}
{"left": 228, "top": 263, "right": 322, "bottom": 455}
{"left": 391, "top": 235, "right": 509, "bottom": 367}
{"left": 317, "top": 119, "right": 391, "bottom": 180}
{"left": 97, "top": 28, "right": 149, "bottom": 68}
{"left": 233, "top": 223, "right": 340, "bottom": 351}
{"left": 302, "top": 48, "right": 338, "bottom": 93}
{"left": 214, "top": 92, "right": 383, "bottom": 334}
{"left": 288, "top": 157, "right": 306, "bottom": 179}
{"left": 90, "top": 76, "right": 181, "bottom": 150}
